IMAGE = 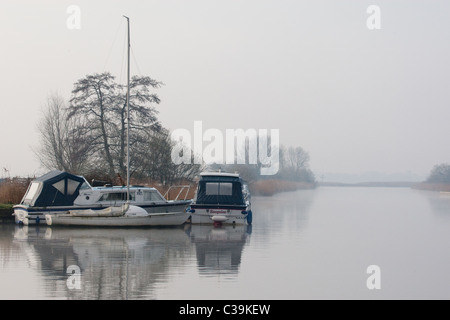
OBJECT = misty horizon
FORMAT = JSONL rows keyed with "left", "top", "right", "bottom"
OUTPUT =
{"left": 1, "top": 1, "right": 449, "bottom": 183}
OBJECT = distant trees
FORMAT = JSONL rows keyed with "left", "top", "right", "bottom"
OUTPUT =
{"left": 427, "top": 163, "right": 450, "bottom": 183}
{"left": 36, "top": 72, "right": 201, "bottom": 185}
{"left": 205, "top": 144, "right": 315, "bottom": 184}
{"left": 276, "top": 145, "right": 315, "bottom": 183}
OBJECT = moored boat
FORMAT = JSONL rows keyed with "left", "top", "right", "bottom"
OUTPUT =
{"left": 13, "top": 170, "right": 191, "bottom": 227}
{"left": 189, "top": 171, "right": 252, "bottom": 225}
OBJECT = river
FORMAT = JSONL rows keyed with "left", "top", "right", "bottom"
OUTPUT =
{"left": 1, "top": 186, "right": 450, "bottom": 300}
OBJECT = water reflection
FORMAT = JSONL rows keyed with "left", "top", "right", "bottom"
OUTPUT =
{"left": 424, "top": 191, "right": 450, "bottom": 219}
{"left": 6, "top": 223, "right": 255, "bottom": 299}
{"left": 12, "top": 225, "right": 193, "bottom": 299}
{"left": 186, "top": 224, "right": 252, "bottom": 277}
{"left": 4, "top": 188, "right": 450, "bottom": 299}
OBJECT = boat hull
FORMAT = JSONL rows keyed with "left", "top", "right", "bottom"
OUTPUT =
{"left": 189, "top": 205, "right": 251, "bottom": 225}
{"left": 14, "top": 206, "right": 68, "bottom": 225}
{"left": 45, "top": 211, "right": 190, "bottom": 227}
{"left": 13, "top": 201, "right": 191, "bottom": 226}
{"left": 140, "top": 201, "right": 191, "bottom": 214}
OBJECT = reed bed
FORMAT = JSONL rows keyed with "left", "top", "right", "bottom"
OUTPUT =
{"left": 0, "top": 178, "right": 30, "bottom": 205}
{"left": 250, "top": 179, "right": 316, "bottom": 196}
{"left": 412, "top": 182, "right": 450, "bottom": 192}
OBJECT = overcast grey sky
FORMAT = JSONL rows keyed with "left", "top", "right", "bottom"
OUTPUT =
{"left": 1, "top": 0, "right": 449, "bottom": 180}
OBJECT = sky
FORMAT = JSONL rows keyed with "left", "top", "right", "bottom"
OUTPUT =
{"left": 1, "top": 0, "right": 450, "bottom": 182}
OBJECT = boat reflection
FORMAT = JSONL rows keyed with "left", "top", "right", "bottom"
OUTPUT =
{"left": 186, "top": 224, "right": 252, "bottom": 277}
{"left": 10, "top": 222, "right": 254, "bottom": 298}
{"left": 13, "top": 225, "right": 191, "bottom": 299}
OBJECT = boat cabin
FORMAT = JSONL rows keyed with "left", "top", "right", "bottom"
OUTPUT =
{"left": 19, "top": 170, "right": 168, "bottom": 208}
{"left": 194, "top": 172, "right": 249, "bottom": 206}
{"left": 20, "top": 171, "right": 88, "bottom": 207}
{"left": 75, "top": 185, "right": 167, "bottom": 206}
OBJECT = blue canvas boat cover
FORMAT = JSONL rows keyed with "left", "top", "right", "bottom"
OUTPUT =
{"left": 21, "top": 171, "right": 86, "bottom": 207}
{"left": 195, "top": 174, "right": 245, "bottom": 205}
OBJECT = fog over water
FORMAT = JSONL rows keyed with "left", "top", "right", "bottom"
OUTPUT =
{"left": 1, "top": 1, "right": 449, "bottom": 182}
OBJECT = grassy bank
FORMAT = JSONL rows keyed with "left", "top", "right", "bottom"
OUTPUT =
{"left": 0, "top": 203, "right": 14, "bottom": 209}
{"left": 0, "top": 204, "right": 14, "bottom": 221}
{"left": 250, "top": 179, "right": 316, "bottom": 196}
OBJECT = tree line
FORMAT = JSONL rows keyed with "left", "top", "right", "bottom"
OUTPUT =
{"left": 36, "top": 72, "right": 315, "bottom": 186}
{"left": 426, "top": 163, "right": 450, "bottom": 184}
{"left": 208, "top": 145, "right": 315, "bottom": 185}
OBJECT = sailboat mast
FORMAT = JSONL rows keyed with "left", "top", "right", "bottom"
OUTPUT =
{"left": 124, "top": 15, "right": 131, "bottom": 202}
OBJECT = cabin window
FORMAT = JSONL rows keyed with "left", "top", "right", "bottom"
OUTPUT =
{"left": 24, "top": 183, "right": 40, "bottom": 201}
{"left": 52, "top": 180, "right": 66, "bottom": 195}
{"left": 79, "top": 181, "right": 91, "bottom": 190}
{"left": 143, "top": 191, "right": 164, "bottom": 201}
{"left": 67, "top": 179, "right": 81, "bottom": 195}
{"left": 219, "top": 183, "right": 232, "bottom": 195}
{"left": 51, "top": 178, "right": 82, "bottom": 196}
{"left": 205, "top": 182, "right": 233, "bottom": 196}
{"left": 206, "top": 183, "right": 219, "bottom": 195}
{"left": 99, "top": 192, "right": 135, "bottom": 201}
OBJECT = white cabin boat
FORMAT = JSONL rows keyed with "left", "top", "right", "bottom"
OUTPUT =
{"left": 189, "top": 172, "right": 252, "bottom": 225}
{"left": 13, "top": 171, "right": 191, "bottom": 227}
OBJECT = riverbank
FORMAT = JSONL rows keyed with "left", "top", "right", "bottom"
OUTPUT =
{"left": 320, "top": 181, "right": 418, "bottom": 188}
{"left": 250, "top": 179, "right": 316, "bottom": 196}
{"left": 320, "top": 180, "right": 450, "bottom": 192}
{"left": 411, "top": 182, "right": 450, "bottom": 192}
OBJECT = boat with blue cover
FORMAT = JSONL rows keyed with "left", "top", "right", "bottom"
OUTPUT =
{"left": 13, "top": 170, "right": 191, "bottom": 226}
{"left": 189, "top": 171, "right": 252, "bottom": 225}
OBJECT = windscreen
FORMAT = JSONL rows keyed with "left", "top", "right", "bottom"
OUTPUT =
{"left": 196, "top": 180, "right": 244, "bottom": 205}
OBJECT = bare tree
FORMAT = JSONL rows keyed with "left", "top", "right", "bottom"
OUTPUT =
{"left": 135, "top": 129, "right": 202, "bottom": 185}
{"left": 275, "top": 145, "right": 315, "bottom": 182}
{"left": 284, "top": 146, "right": 310, "bottom": 172}
{"left": 36, "top": 93, "right": 92, "bottom": 174}
{"left": 68, "top": 72, "right": 162, "bottom": 179}
{"left": 37, "top": 73, "right": 200, "bottom": 184}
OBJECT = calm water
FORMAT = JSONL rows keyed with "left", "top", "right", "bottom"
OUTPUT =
{"left": 1, "top": 186, "right": 450, "bottom": 300}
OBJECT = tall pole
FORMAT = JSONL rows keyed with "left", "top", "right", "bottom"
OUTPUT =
{"left": 124, "top": 15, "right": 130, "bottom": 202}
